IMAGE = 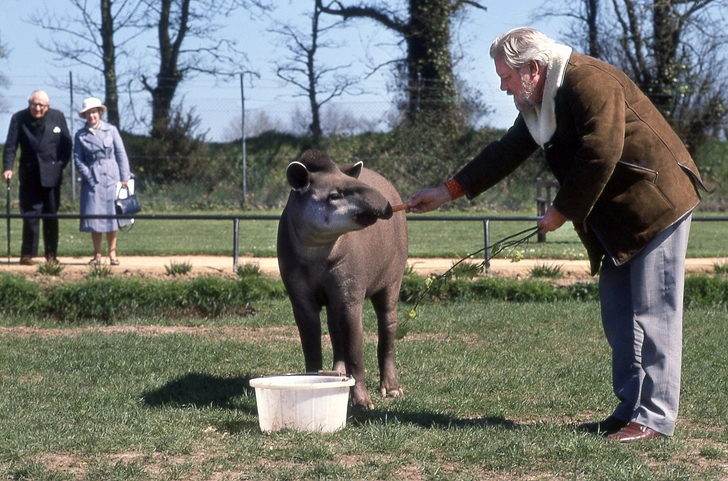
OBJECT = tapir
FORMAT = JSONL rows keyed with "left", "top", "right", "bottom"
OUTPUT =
{"left": 277, "top": 149, "right": 408, "bottom": 410}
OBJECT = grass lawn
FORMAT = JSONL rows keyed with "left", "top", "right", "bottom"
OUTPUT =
{"left": 2, "top": 209, "right": 727, "bottom": 259}
{"left": 1, "top": 299, "right": 726, "bottom": 480}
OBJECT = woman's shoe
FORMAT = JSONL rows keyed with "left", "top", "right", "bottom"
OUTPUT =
{"left": 88, "top": 256, "right": 101, "bottom": 266}
{"left": 109, "top": 258, "right": 120, "bottom": 266}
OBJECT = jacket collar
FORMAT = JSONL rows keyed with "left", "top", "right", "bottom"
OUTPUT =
{"left": 521, "top": 43, "right": 572, "bottom": 148}
{"left": 80, "top": 121, "right": 110, "bottom": 148}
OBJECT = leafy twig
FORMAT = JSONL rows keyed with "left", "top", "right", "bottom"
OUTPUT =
{"left": 396, "top": 226, "right": 539, "bottom": 339}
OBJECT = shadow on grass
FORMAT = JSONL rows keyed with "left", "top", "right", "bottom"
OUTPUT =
{"left": 350, "top": 409, "right": 520, "bottom": 430}
{"left": 141, "top": 372, "right": 256, "bottom": 412}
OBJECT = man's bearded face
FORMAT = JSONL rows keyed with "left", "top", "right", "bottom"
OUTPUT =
{"left": 514, "top": 71, "right": 539, "bottom": 112}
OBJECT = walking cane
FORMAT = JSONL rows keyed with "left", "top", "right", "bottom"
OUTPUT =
{"left": 6, "top": 178, "right": 10, "bottom": 265}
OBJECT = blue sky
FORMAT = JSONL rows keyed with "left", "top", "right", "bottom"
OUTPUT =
{"left": 1, "top": 0, "right": 565, "bottom": 142}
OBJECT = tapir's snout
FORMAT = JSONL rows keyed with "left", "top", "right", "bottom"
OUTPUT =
{"left": 355, "top": 202, "right": 392, "bottom": 227}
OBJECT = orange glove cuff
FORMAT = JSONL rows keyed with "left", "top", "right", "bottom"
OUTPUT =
{"left": 445, "top": 178, "right": 466, "bottom": 200}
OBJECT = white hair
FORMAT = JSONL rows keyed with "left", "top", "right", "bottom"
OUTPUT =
{"left": 490, "top": 27, "right": 555, "bottom": 70}
{"left": 28, "top": 90, "right": 50, "bottom": 103}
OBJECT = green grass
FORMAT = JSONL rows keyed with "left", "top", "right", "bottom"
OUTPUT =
{"left": 165, "top": 259, "right": 194, "bottom": 276}
{"left": 1, "top": 209, "right": 727, "bottom": 259}
{"left": 529, "top": 262, "right": 564, "bottom": 279}
{"left": 0, "top": 300, "right": 726, "bottom": 479}
{"left": 36, "top": 260, "right": 65, "bottom": 276}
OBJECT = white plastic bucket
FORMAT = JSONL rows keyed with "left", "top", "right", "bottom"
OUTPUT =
{"left": 249, "top": 373, "right": 355, "bottom": 432}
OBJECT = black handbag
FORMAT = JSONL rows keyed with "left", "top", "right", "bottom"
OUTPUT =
{"left": 115, "top": 189, "right": 141, "bottom": 215}
{"left": 115, "top": 185, "right": 141, "bottom": 231}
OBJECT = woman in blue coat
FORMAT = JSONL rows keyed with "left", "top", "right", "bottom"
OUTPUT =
{"left": 74, "top": 97, "right": 131, "bottom": 265}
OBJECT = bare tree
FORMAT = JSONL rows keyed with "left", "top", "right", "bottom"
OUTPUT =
{"left": 532, "top": 0, "right": 602, "bottom": 58}
{"left": 138, "top": 0, "right": 270, "bottom": 138}
{"left": 536, "top": 0, "right": 728, "bottom": 155}
{"left": 0, "top": 34, "right": 9, "bottom": 112}
{"left": 316, "top": 0, "right": 486, "bottom": 129}
{"left": 272, "top": 2, "right": 360, "bottom": 142}
{"left": 608, "top": 0, "right": 728, "bottom": 154}
{"left": 28, "top": 0, "right": 146, "bottom": 127}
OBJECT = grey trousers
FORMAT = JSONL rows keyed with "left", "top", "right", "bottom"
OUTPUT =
{"left": 598, "top": 214, "right": 692, "bottom": 436}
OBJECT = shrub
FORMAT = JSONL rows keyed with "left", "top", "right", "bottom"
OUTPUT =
{"left": 165, "top": 260, "right": 193, "bottom": 276}
{"left": 0, "top": 274, "right": 45, "bottom": 318}
{"left": 87, "top": 264, "right": 113, "bottom": 279}
{"left": 529, "top": 263, "right": 564, "bottom": 279}
{"left": 37, "top": 261, "right": 64, "bottom": 277}
{"left": 46, "top": 278, "right": 149, "bottom": 323}
{"left": 237, "top": 263, "right": 262, "bottom": 279}
{"left": 684, "top": 275, "right": 728, "bottom": 309}
{"left": 44, "top": 275, "right": 288, "bottom": 323}
{"left": 2, "top": 272, "right": 724, "bottom": 324}
{"left": 713, "top": 262, "right": 728, "bottom": 277}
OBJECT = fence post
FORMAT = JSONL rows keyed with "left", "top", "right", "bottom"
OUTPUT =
{"left": 233, "top": 218, "right": 240, "bottom": 273}
{"left": 240, "top": 74, "right": 247, "bottom": 206}
{"left": 69, "top": 71, "right": 76, "bottom": 203}
{"left": 483, "top": 218, "right": 490, "bottom": 276}
{"left": 536, "top": 179, "right": 559, "bottom": 243}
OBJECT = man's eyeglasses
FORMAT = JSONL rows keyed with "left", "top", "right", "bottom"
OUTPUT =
{"left": 30, "top": 103, "right": 49, "bottom": 109}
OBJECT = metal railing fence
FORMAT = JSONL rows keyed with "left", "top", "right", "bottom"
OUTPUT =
{"left": 3, "top": 213, "right": 727, "bottom": 273}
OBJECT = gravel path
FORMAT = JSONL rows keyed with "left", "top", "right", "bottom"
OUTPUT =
{"left": 1, "top": 255, "right": 725, "bottom": 282}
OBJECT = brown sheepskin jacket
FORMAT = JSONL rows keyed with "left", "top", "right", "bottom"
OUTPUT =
{"left": 454, "top": 53, "right": 705, "bottom": 275}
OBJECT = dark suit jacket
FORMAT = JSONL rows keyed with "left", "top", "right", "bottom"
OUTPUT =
{"left": 454, "top": 53, "right": 705, "bottom": 275}
{"left": 3, "top": 108, "right": 73, "bottom": 188}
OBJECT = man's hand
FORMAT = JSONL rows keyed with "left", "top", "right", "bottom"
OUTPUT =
{"left": 405, "top": 184, "right": 452, "bottom": 213}
{"left": 537, "top": 205, "right": 567, "bottom": 234}
{"left": 3, "top": 170, "right": 12, "bottom": 181}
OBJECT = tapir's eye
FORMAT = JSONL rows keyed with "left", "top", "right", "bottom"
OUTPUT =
{"left": 328, "top": 191, "right": 343, "bottom": 202}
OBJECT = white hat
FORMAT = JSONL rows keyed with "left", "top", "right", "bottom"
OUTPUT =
{"left": 78, "top": 97, "right": 107, "bottom": 118}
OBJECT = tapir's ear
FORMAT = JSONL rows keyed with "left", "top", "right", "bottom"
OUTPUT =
{"left": 286, "top": 161, "right": 310, "bottom": 191}
{"left": 340, "top": 161, "right": 363, "bottom": 179}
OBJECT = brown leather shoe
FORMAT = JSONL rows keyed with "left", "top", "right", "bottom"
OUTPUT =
{"left": 578, "top": 416, "right": 628, "bottom": 435}
{"left": 19, "top": 256, "right": 35, "bottom": 266}
{"left": 607, "top": 422, "right": 664, "bottom": 443}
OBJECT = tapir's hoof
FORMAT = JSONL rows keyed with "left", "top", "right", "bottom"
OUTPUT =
{"left": 381, "top": 387, "right": 404, "bottom": 399}
{"left": 351, "top": 399, "right": 375, "bottom": 411}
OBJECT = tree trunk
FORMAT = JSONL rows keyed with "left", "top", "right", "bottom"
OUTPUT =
{"left": 650, "top": 0, "right": 680, "bottom": 117}
{"left": 585, "top": 0, "right": 600, "bottom": 58}
{"left": 404, "top": 0, "right": 458, "bottom": 126}
{"left": 100, "top": 0, "right": 120, "bottom": 126}
{"left": 317, "top": 0, "right": 483, "bottom": 129}
{"left": 143, "top": 0, "right": 188, "bottom": 138}
{"left": 308, "top": 5, "right": 323, "bottom": 140}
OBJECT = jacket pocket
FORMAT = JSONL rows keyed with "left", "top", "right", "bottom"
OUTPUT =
{"left": 590, "top": 161, "right": 674, "bottom": 238}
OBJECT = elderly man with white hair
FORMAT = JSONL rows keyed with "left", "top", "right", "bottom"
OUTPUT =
{"left": 406, "top": 27, "right": 705, "bottom": 443}
{"left": 3, "top": 90, "right": 72, "bottom": 265}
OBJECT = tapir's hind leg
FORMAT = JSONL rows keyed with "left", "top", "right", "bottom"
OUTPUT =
{"left": 371, "top": 286, "right": 403, "bottom": 399}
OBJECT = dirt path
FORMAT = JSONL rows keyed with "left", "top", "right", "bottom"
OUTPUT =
{"left": 1, "top": 255, "right": 724, "bottom": 282}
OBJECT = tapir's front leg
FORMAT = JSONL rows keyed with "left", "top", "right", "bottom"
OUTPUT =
{"left": 327, "top": 302, "right": 372, "bottom": 410}
{"left": 290, "top": 299, "right": 324, "bottom": 373}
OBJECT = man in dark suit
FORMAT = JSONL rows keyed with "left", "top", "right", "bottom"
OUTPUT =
{"left": 3, "top": 90, "right": 72, "bottom": 265}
